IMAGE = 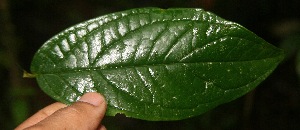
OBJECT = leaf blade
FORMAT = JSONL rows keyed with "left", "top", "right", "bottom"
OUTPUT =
{"left": 31, "top": 8, "right": 284, "bottom": 120}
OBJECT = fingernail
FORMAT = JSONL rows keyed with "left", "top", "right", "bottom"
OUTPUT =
{"left": 78, "top": 92, "right": 105, "bottom": 107}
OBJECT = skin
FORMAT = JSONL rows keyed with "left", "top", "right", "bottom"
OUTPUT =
{"left": 15, "top": 92, "right": 107, "bottom": 130}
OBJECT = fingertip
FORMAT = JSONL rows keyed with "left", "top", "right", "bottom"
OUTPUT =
{"left": 78, "top": 92, "right": 106, "bottom": 107}
{"left": 98, "top": 125, "right": 107, "bottom": 130}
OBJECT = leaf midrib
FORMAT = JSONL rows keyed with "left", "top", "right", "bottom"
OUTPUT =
{"left": 36, "top": 56, "right": 281, "bottom": 75}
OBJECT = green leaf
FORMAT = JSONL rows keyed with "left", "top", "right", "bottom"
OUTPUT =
{"left": 30, "top": 8, "right": 284, "bottom": 121}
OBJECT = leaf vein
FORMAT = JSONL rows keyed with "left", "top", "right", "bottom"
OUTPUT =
{"left": 96, "top": 70, "right": 143, "bottom": 104}
{"left": 147, "top": 23, "right": 169, "bottom": 61}
{"left": 163, "top": 24, "right": 193, "bottom": 62}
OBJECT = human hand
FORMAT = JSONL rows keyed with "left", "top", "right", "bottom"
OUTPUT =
{"left": 15, "top": 92, "right": 107, "bottom": 130}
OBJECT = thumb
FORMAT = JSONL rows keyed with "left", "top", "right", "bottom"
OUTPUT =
{"left": 27, "top": 92, "right": 107, "bottom": 130}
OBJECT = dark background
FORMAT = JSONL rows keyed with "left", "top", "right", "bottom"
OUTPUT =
{"left": 1, "top": 0, "right": 300, "bottom": 129}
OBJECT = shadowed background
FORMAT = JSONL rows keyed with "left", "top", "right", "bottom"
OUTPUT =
{"left": 0, "top": 0, "right": 299, "bottom": 129}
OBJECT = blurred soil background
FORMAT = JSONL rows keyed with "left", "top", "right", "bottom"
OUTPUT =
{"left": 0, "top": 0, "right": 299, "bottom": 129}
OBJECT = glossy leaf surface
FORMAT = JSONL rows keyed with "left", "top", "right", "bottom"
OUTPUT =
{"left": 31, "top": 8, "right": 284, "bottom": 120}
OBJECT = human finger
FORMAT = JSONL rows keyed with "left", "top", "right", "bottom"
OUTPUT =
{"left": 15, "top": 102, "right": 67, "bottom": 130}
{"left": 24, "top": 92, "right": 107, "bottom": 130}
